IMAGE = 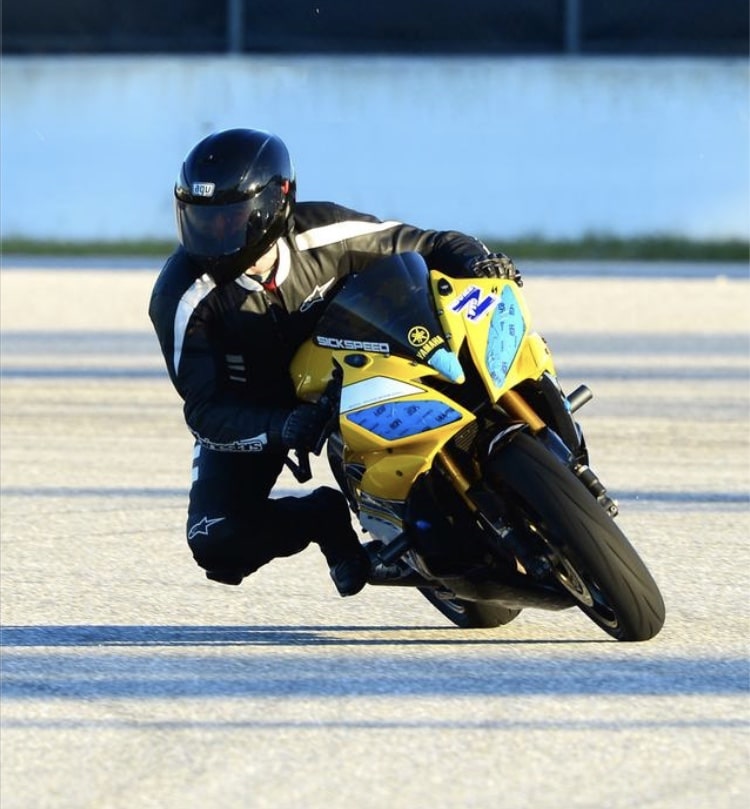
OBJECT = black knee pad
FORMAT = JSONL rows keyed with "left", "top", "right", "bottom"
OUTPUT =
{"left": 186, "top": 513, "right": 259, "bottom": 579}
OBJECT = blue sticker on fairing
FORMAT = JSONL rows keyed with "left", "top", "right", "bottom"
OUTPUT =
{"left": 427, "top": 347, "right": 464, "bottom": 382}
{"left": 486, "top": 286, "right": 525, "bottom": 388}
{"left": 346, "top": 400, "right": 462, "bottom": 440}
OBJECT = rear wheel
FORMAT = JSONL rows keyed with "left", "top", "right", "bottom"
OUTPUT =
{"left": 486, "top": 432, "right": 665, "bottom": 641}
{"left": 417, "top": 587, "right": 521, "bottom": 629}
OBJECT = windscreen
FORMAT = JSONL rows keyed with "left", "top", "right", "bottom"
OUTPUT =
{"left": 312, "top": 253, "right": 447, "bottom": 362}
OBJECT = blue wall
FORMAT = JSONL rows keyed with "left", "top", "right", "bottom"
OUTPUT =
{"left": 1, "top": 55, "right": 748, "bottom": 242}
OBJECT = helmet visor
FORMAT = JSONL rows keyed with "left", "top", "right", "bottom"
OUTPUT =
{"left": 176, "top": 186, "right": 285, "bottom": 259}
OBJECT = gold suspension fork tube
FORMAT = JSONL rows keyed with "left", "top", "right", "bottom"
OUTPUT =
{"left": 437, "top": 391, "right": 546, "bottom": 509}
{"left": 436, "top": 448, "right": 477, "bottom": 511}
{"left": 499, "top": 390, "right": 546, "bottom": 433}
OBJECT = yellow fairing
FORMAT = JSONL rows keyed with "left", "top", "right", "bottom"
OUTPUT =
{"left": 431, "top": 272, "right": 556, "bottom": 401}
{"left": 290, "top": 340, "right": 338, "bottom": 401}
{"left": 288, "top": 271, "right": 557, "bottom": 529}
{"left": 290, "top": 343, "right": 475, "bottom": 509}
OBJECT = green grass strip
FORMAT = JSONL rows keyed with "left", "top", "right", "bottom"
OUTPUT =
{"left": 1, "top": 235, "right": 748, "bottom": 262}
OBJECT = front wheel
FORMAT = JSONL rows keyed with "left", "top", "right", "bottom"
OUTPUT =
{"left": 486, "top": 432, "right": 665, "bottom": 641}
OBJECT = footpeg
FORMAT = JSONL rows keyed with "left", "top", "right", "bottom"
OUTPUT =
{"left": 377, "top": 532, "right": 412, "bottom": 564}
{"left": 364, "top": 538, "right": 425, "bottom": 587}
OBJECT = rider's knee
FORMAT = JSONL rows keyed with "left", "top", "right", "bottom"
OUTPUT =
{"left": 186, "top": 513, "right": 262, "bottom": 585}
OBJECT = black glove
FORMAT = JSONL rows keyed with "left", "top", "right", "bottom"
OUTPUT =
{"left": 276, "top": 369, "right": 342, "bottom": 453}
{"left": 470, "top": 252, "right": 522, "bottom": 285}
{"left": 280, "top": 400, "right": 336, "bottom": 452}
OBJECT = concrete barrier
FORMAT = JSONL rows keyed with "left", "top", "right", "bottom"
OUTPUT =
{"left": 1, "top": 55, "right": 748, "bottom": 241}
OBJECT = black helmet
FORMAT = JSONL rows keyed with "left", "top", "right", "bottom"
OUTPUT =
{"left": 174, "top": 128, "right": 296, "bottom": 283}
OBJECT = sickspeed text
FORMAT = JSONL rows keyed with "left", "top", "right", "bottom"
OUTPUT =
{"left": 316, "top": 336, "right": 390, "bottom": 353}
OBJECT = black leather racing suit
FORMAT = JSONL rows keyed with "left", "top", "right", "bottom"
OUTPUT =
{"left": 148, "top": 202, "right": 492, "bottom": 584}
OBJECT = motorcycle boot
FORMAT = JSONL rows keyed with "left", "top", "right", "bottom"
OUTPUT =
{"left": 307, "top": 486, "right": 371, "bottom": 596}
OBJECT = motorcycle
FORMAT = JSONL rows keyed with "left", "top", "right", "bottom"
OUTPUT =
{"left": 288, "top": 252, "right": 665, "bottom": 641}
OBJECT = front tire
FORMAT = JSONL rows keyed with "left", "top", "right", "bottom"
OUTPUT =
{"left": 486, "top": 432, "right": 665, "bottom": 641}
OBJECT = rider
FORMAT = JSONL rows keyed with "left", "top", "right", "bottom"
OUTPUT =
{"left": 148, "top": 127, "right": 517, "bottom": 597}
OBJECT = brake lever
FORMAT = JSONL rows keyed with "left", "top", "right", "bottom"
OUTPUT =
{"left": 284, "top": 449, "right": 312, "bottom": 483}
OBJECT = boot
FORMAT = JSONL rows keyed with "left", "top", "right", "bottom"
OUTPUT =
{"left": 329, "top": 553, "right": 371, "bottom": 597}
{"left": 308, "top": 486, "right": 371, "bottom": 597}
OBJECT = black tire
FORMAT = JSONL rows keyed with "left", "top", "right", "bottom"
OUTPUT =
{"left": 417, "top": 587, "right": 521, "bottom": 629}
{"left": 486, "top": 432, "right": 665, "bottom": 641}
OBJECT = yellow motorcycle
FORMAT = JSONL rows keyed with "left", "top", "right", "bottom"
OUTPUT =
{"left": 290, "top": 252, "right": 665, "bottom": 641}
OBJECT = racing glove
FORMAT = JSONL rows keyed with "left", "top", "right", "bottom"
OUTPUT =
{"left": 279, "top": 399, "right": 336, "bottom": 452}
{"left": 274, "top": 370, "right": 342, "bottom": 453}
{"left": 469, "top": 252, "right": 522, "bottom": 285}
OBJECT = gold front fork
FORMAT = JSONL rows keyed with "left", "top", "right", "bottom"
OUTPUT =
{"left": 498, "top": 390, "right": 546, "bottom": 433}
{"left": 436, "top": 448, "right": 477, "bottom": 512}
{"left": 437, "top": 390, "right": 545, "bottom": 512}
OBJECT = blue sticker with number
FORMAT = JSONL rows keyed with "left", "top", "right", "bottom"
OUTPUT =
{"left": 486, "top": 286, "right": 525, "bottom": 388}
{"left": 346, "top": 400, "right": 462, "bottom": 440}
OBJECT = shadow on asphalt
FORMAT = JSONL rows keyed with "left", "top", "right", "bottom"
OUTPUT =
{"left": 0, "top": 624, "right": 595, "bottom": 648}
{"left": 1, "top": 624, "right": 747, "bottom": 701}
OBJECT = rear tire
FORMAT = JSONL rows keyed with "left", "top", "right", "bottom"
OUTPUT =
{"left": 417, "top": 587, "right": 521, "bottom": 629}
{"left": 487, "top": 432, "right": 665, "bottom": 641}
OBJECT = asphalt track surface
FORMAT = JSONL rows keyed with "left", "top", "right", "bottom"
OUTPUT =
{"left": 1, "top": 260, "right": 748, "bottom": 808}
